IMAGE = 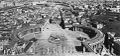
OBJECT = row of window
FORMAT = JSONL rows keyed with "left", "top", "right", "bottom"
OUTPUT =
{"left": 18, "top": 27, "right": 41, "bottom": 37}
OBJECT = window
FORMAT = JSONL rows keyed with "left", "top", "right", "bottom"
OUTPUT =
{"left": 30, "top": 29, "right": 34, "bottom": 33}
{"left": 34, "top": 28, "right": 38, "bottom": 32}
{"left": 39, "top": 28, "right": 41, "bottom": 31}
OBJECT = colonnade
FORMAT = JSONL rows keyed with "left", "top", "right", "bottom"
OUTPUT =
{"left": 18, "top": 27, "right": 41, "bottom": 38}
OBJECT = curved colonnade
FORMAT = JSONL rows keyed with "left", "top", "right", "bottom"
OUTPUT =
{"left": 72, "top": 25, "right": 105, "bottom": 54}
{"left": 84, "top": 28, "right": 105, "bottom": 53}
{"left": 13, "top": 24, "right": 42, "bottom": 40}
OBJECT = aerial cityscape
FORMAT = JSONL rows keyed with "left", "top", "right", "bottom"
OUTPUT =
{"left": 0, "top": 0, "right": 120, "bottom": 56}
